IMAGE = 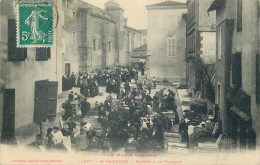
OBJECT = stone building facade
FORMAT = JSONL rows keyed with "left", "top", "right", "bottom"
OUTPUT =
{"left": 208, "top": 0, "right": 260, "bottom": 150}
{"left": 186, "top": 0, "right": 216, "bottom": 96}
{"left": 62, "top": 0, "right": 79, "bottom": 76}
{"left": 75, "top": 0, "right": 143, "bottom": 71}
{"left": 0, "top": 0, "right": 64, "bottom": 143}
{"left": 146, "top": 1, "right": 187, "bottom": 83}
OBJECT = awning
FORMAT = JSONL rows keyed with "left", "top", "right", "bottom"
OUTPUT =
{"left": 230, "top": 106, "right": 251, "bottom": 121}
{"left": 226, "top": 88, "right": 251, "bottom": 116}
{"left": 226, "top": 88, "right": 237, "bottom": 101}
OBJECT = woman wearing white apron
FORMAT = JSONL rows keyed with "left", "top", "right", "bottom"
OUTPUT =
{"left": 61, "top": 124, "right": 72, "bottom": 152}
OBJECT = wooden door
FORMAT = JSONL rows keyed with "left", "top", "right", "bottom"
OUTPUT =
{"left": 34, "top": 80, "right": 48, "bottom": 124}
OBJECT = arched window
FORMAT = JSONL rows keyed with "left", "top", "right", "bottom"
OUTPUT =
{"left": 92, "top": 37, "right": 96, "bottom": 51}
{"left": 108, "top": 41, "right": 112, "bottom": 51}
{"left": 72, "top": 31, "right": 76, "bottom": 43}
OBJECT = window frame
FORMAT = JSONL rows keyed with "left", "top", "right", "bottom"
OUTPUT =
{"left": 218, "top": 27, "right": 222, "bottom": 60}
{"left": 64, "top": 0, "right": 68, "bottom": 8}
{"left": 128, "top": 32, "right": 131, "bottom": 52}
{"left": 92, "top": 37, "right": 96, "bottom": 51}
{"left": 167, "top": 37, "right": 176, "bottom": 57}
{"left": 72, "top": 31, "right": 76, "bottom": 43}
{"left": 72, "top": 11, "right": 76, "bottom": 20}
{"left": 217, "top": 82, "right": 221, "bottom": 105}
{"left": 108, "top": 40, "right": 112, "bottom": 51}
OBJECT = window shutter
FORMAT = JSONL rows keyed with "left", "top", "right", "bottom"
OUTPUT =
{"left": 256, "top": 54, "right": 260, "bottom": 103}
{"left": 173, "top": 38, "right": 176, "bottom": 56}
{"left": 16, "top": 48, "right": 27, "bottom": 59}
{"left": 8, "top": 19, "right": 16, "bottom": 60}
{"left": 8, "top": 19, "right": 27, "bottom": 61}
{"left": 93, "top": 39, "right": 96, "bottom": 50}
{"left": 47, "top": 48, "right": 51, "bottom": 59}
{"left": 36, "top": 48, "right": 48, "bottom": 61}
{"left": 47, "top": 81, "right": 58, "bottom": 117}
{"left": 34, "top": 80, "right": 58, "bottom": 123}
{"left": 237, "top": 0, "right": 242, "bottom": 31}
{"left": 98, "top": 37, "right": 102, "bottom": 50}
{"left": 232, "top": 53, "right": 242, "bottom": 87}
{"left": 34, "top": 80, "right": 48, "bottom": 123}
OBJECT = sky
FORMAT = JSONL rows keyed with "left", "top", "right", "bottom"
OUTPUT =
{"left": 83, "top": 0, "right": 186, "bottom": 29}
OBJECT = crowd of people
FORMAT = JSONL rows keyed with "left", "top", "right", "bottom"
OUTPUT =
{"left": 44, "top": 66, "right": 179, "bottom": 153}
{"left": 62, "top": 72, "right": 76, "bottom": 91}
{"left": 78, "top": 73, "right": 99, "bottom": 98}
{"left": 96, "top": 90, "right": 177, "bottom": 153}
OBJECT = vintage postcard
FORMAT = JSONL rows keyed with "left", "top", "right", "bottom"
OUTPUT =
{"left": 0, "top": 0, "right": 260, "bottom": 164}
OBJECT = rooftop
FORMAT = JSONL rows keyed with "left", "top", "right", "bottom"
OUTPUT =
{"left": 124, "top": 25, "right": 140, "bottom": 33}
{"left": 146, "top": 1, "right": 186, "bottom": 7}
{"left": 132, "top": 44, "right": 147, "bottom": 52}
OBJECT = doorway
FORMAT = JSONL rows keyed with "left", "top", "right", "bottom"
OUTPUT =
{"left": 1, "top": 89, "right": 16, "bottom": 144}
{"left": 65, "top": 63, "right": 70, "bottom": 76}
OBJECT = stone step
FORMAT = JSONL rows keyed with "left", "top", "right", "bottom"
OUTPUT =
{"left": 168, "top": 147, "right": 189, "bottom": 154}
{"left": 164, "top": 132, "right": 181, "bottom": 138}
{"left": 164, "top": 137, "right": 182, "bottom": 143}
{"left": 168, "top": 142, "right": 187, "bottom": 148}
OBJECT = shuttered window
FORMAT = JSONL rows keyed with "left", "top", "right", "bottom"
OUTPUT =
{"left": 8, "top": 19, "right": 27, "bottom": 61}
{"left": 47, "top": 81, "right": 58, "bottom": 117}
{"left": 237, "top": 0, "right": 242, "bottom": 31}
{"left": 256, "top": 54, "right": 260, "bottom": 103}
{"left": 36, "top": 48, "right": 50, "bottom": 61}
{"left": 34, "top": 80, "right": 58, "bottom": 123}
{"left": 232, "top": 52, "right": 242, "bottom": 87}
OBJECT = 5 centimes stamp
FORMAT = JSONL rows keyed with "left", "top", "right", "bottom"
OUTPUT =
{"left": 17, "top": 1, "right": 53, "bottom": 47}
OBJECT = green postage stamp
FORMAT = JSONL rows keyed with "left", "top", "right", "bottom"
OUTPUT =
{"left": 17, "top": 1, "right": 53, "bottom": 47}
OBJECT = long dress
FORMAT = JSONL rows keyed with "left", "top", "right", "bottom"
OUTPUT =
{"left": 61, "top": 129, "right": 72, "bottom": 152}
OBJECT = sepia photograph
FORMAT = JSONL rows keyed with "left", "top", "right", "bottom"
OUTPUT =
{"left": 0, "top": 0, "right": 260, "bottom": 164}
